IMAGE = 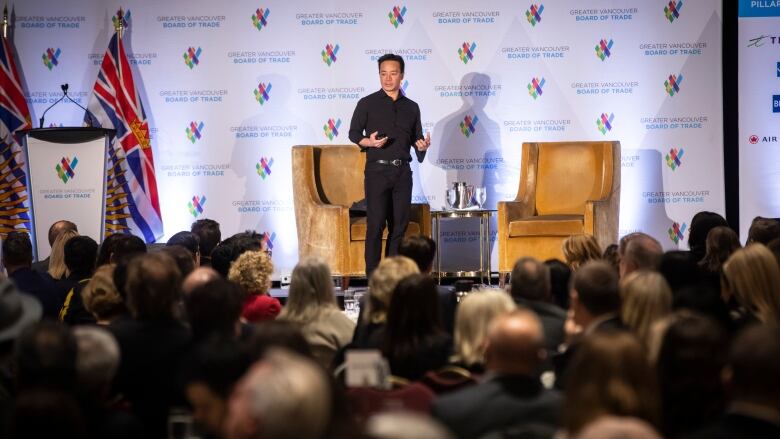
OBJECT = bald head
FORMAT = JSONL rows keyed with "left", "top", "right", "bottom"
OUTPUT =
{"left": 484, "top": 309, "right": 545, "bottom": 375}
{"left": 48, "top": 220, "right": 78, "bottom": 246}
{"left": 619, "top": 233, "right": 662, "bottom": 278}
{"left": 183, "top": 266, "right": 220, "bottom": 296}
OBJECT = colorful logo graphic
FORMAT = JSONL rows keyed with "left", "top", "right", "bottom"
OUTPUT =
{"left": 749, "top": 135, "right": 759, "bottom": 144}
{"left": 262, "top": 231, "right": 276, "bottom": 251}
{"left": 526, "top": 4, "right": 544, "bottom": 26}
{"left": 322, "top": 43, "right": 339, "bottom": 66}
{"left": 527, "top": 77, "right": 545, "bottom": 99}
{"left": 596, "top": 113, "right": 615, "bottom": 135}
{"left": 253, "top": 8, "right": 270, "bottom": 30}
{"left": 183, "top": 46, "right": 202, "bottom": 69}
{"left": 458, "top": 42, "right": 477, "bottom": 64}
{"left": 254, "top": 82, "right": 272, "bottom": 105}
{"left": 595, "top": 38, "right": 613, "bottom": 61}
{"left": 459, "top": 115, "right": 479, "bottom": 138}
{"left": 55, "top": 156, "right": 78, "bottom": 184}
{"left": 401, "top": 80, "right": 409, "bottom": 95}
{"left": 774, "top": 95, "right": 780, "bottom": 113}
{"left": 665, "top": 148, "right": 684, "bottom": 170}
{"left": 186, "top": 121, "right": 204, "bottom": 144}
{"left": 668, "top": 221, "right": 687, "bottom": 244}
{"left": 664, "top": 0, "right": 683, "bottom": 23}
{"left": 188, "top": 195, "right": 207, "bottom": 218}
{"left": 389, "top": 6, "right": 407, "bottom": 28}
{"left": 664, "top": 74, "right": 683, "bottom": 97}
{"left": 112, "top": 9, "right": 131, "bottom": 29}
{"left": 323, "top": 118, "right": 341, "bottom": 140}
{"left": 256, "top": 157, "right": 274, "bottom": 179}
{"left": 42, "top": 48, "right": 61, "bottom": 70}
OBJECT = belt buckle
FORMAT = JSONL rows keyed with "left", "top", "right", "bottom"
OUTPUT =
{"left": 391, "top": 159, "right": 402, "bottom": 166}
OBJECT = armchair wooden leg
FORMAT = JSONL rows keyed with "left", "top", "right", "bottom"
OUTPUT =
{"left": 498, "top": 272, "right": 509, "bottom": 289}
{"left": 340, "top": 276, "right": 350, "bottom": 291}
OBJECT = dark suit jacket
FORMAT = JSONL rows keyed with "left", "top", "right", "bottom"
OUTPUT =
{"left": 437, "top": 285, "right": 457, "bottom": 335}
{"left": 553, "top": 314, "right": 625, "bottom": 389}
{"left": 9, "top": 267, "right": 62, "bottom": 319}
{"left": 432, "top": 374, "right": 563, "bottom": 439}
{"left": 514, "top": 298, "right": 566, "bottom": 352}
{"left": 31, "top": 257, "right": 49, "bottom": 274}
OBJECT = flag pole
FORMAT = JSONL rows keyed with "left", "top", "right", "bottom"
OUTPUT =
{"left": 115, "top": 7, "right": 124, "bottom": 39}
{"left": 3, "top": 4, "right": 8, "bottom": 39}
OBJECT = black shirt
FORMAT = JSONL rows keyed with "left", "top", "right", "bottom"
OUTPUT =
{"left": 349, "top": 89, "right": 426, "bottom": 163}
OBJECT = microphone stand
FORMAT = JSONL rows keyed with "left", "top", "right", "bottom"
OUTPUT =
{"left": 39, "top": 83, "right": 98, "bottom": 128}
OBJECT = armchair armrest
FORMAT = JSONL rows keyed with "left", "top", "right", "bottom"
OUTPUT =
{"left": 410, "top": 203, "right": 432, "bottom": 237}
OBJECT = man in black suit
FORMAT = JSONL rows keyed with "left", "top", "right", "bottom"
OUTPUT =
{"left": 3, "top": 232, "right": 61, "bottom": 319}
{"left": 31, "top": 220, "right": 78, "bottom": 274}
{"left": 688, "top": 325, "right": 780, "bottom": 439}
{"left": 432, "top": 309, "right": 562, "bottom": 439}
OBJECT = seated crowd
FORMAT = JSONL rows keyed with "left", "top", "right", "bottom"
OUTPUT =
{"left": 1, "top": 213, "right": 780, "bottom": 439}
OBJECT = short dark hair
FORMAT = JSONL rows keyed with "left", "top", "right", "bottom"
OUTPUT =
{"left": 111, "top": 234, "right": 147, "bottom": 265}
{"left": 729, "top": 324, "right": 780, "bottom": 403}
{"left": 2, "top": 231, "right": 33, "bottom": 267}
{"left": 747, "top": 216, "right": 780, "bottom": 245}
{"left": 572, "top": 260, "right": 620, "bottom": 316}
{"left": 63, "top": 236, "right": 98, "bottom": 277}
{"left": 510, "top": 257, "right": 551, "bottom": 301}
{"left": 545, "top": 259, "right": 572, "bottom": 309}
{"left": 398, "top": 235, "right": 436, "bottom": 272}
{"left": 185, "top": 279, "right": 243, "bottom": 342}
{"left": 377, "top": 53, "right": 405, "bottom": 74}
{"left": 210, "top": 244, "right": 233, "bottom": 278}
{"left": 191, "top": 219, "right": 221, "bottom": 259}
{"left": 95, "top": 233, "right": 125, "bottom": 267}
{"left": 125, "top": 252, "right": 182, "bottom": 320}
{"left": 167, "top": 231, "right": 200, "bottom": 259}
{"left": 14, "top": 321, "right": 77, "bottom": 392}
{"left": 47, "top": 220, "right": 77, "bottom": 247}
{"left": 181, "top": 336, "right": 250, "bottom": 398}
{"left": 161, "top": 245, "right": 196, "bottom": 278}
{"left": 688, "top": 211, "right": 728, "bottom": 261}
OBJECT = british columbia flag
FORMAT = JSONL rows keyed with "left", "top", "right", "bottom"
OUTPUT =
{"left": 85, "top": 32, "right": 163, "bottom": 242}
{"left": 0, "top": 33, "right": 32, "bottom": 236}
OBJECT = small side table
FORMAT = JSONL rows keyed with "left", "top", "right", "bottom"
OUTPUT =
{"left": 431, "top": 209, "right": 495, "bottom": 285}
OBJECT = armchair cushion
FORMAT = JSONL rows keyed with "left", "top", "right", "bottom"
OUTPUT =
{"left": 508, "top": 215, "right": 584, "bottom": 237}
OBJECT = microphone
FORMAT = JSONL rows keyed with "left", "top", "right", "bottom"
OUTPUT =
{"left": 38, "top": 83, "right": 99, "bottom": 128}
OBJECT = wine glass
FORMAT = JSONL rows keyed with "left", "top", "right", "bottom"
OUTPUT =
{"left": 475, "top": 187, "right": 487, "bottom": 209}
{"left": 446, "top": 189, "right": 457, "bottom": 210}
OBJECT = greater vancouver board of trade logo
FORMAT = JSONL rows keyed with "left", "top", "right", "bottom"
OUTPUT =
{"left": 56, "top": 156, "right": 78, "bottom": 183}
{"left": 186, "top": 122, "right": 204, "bottom": 144}
{"left": 528, "top": 77, "right": 545, "bottom": 100}
{"left": 389, "top": 6, "right": 406, "bottom": 28}
{"left": 526, "top": 4, "right": 543, "bottom": 26}
{"left": 323, "top": 118, "right": 341, "bottom": 140}
{"left": 668, "top": 221, "right": 687, "bottom": 244}
{"left": 188, "top": 195, "right": 206, "bottom": 218}
{"left": 253, "top": 8, "right": 270, "bottom": 30}
{"left": 42, "top": 48, "right": 61, "bottom": 70}
{"left": 255, "top": 83, "right": 272, "bottom": 105}
{"left": 596, "top": 39, "right": 613, "bottom": 61}
{"left": 322, "top": 43, "right": 339, "bottom": 66}
{"left": 665, "top": 148, "right": 684, "bottom": 171}
{"left": 184, "top": 47, "right": 202, "bottom": 69}
{"left": 256, "top": 157, "right": 273, "bottom": 179}
{"left": 458, "top": 42, "right": 476, "bottom": 64}
{"left": 597, "top": 113, "right": 615, "bottom": 135}
{"left": 459, "top": 115, "right": 478, "bottom": 138}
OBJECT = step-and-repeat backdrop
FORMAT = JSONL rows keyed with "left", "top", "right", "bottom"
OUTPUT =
{"left": 14, "top": 0, "right": 723, "bottom": 277}
{"left": 738, "top": 1, "right": 780, "bottom": 241}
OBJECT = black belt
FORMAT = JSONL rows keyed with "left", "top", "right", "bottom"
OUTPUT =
{"left": 371, "top": 159, "right": 410, "bottom": 167}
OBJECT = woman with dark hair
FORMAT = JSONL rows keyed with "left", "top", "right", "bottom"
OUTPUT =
{"left": 687, "top": 211, "right": 728, "bottom": 262}
{"left": 94, "top": 233, "right": 125, "bottom": 268}
{"left": 378, "top": 274, "right": 451, "bottom": 380}
{"left": 544, "top": 259, "right": 572, "bottom": 310}
{"left": 698, "top": 226, "right": 741, "bottom": 292}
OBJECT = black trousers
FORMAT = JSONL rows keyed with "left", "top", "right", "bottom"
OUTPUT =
{"left": 364, "top": 161, "right": 412, "bottom": 277}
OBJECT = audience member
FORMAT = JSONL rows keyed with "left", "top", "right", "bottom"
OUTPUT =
{"left": 576, "top": 416, "right": 663, "bottom": 439}
{"left": 3, "top": 232, "right": 60, "bottom": 318}
{"left": 510, "top": 257, "right": 566, "bottom": 356}
{"left": 225, "top": 348, "right": 332, "bottom": 439}
{"left": 166, "top": 231, "right": 201, "bottom": 267}
{"left": 94, "top": 233, "right": 125, "bottom": 268}
{"left": 765, "top": 237, "right": 780, "bottom": 269}
{"left": 191, "top": 219, "right": 221, "bottom": 267}
{"left": 7, "top": 390, "right": 86, "bottom": 439}
{"left": 81, "top": 265, "right": 125, "bottom": 325}
{"left": 618, "top": 232, "right": 662, "bottom": 278}
{"left": 722, "top": 244, "right": 780, "bottom": 325}
{"left": 562, "top": 234, "right": 602, "bottom": 271}
{"left": 746, "top": 216, "right": 780, "bottom": 245}
{"left": 544, "top": 259, "right": 572, "bottom": 310}
{"left": 278, "top": 257, "right": 355, "bottom": 368}
{"left": 433, "top": 310, "right": 562, "bottom": 439}
{"left": 620, "top": 270, "right": 672, "bottom": 347}
{"left": 366, "top": 412, "right": 454, "bottom": 439}
{"left": 699, "top": 226, "right": 741, "bottom": 290}
{"left": 562, "top": 331, "right": 661, "bottom": 436}
{"left": 31, "top": 220, "right": 77, "bottom": 274}
{"left": 450, "top": 289, "right": 515, "bottom": 373}
{"left": 48, "top": 228, "right": 79, "bottom": 280}
{"left": 658, "top": 251, "right": 701, "bottom": 293}
{"left": 655, "top": 313, "right": 727, "bottom": 438}
{"left": 182, "top": 266, "right": 220, "bottom": 296}
{"left": 185, "top": 278, "right": 244, "bottom": 343}
{"left": 160, "top": 244, "right": 196, "bottom": 278}
{"left": 227, "top": 250, "right": 280, "bottom": 323}
{"left": 58, "top": 236, "right": 99, "bottom": 325}
{"left": 602, "top": 244, "right": 620, "bottom": 273}
{"left": 14, "top": 321, "right": 77, "bottom": 393}
{"left": 671, "top": 284, "right": 734, "bottom": 333}
{"left": 244, "top": 320, "right": 313, "bottom": 361}
{"left": 398, "top": 235, "right": 457, "bottom": 334}
{"left": 687, "top": 211, "right": 728, "bottom": 262}
{"left": 210, "top": 243, "right": 234, "bottom": 278}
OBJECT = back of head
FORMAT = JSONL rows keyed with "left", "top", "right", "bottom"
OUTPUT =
{"left": 161, "top": 244, "right": 196, "bottom": 278}
{"left": 454, "top": 289, "right": 516, "bottom": 366}
{"left": 210, "top": 243, "right": 234, "bottom": 277}
{"left": 700, "top": 226, "right": 741, "bottom": 273}
{"left": 658, "top": 251, "right": 700, "bottom": 292}
{"left": 766, "top": 237, "right": 780, "bottom": 268}
{"left": 619, "top": 270, "right": 672, "bottom": 345}
{"left": 110, "top": 234, "right": 147, "bottom": 264}
{"left": 245, "top": 320, "right": 313, "bottom": 361}
{"left": 125, "top": 252, "right": 182, "bottom": 321}
{"left": 672, "top": 284, "right": 733, "bottom": 331}
{"left": 545, "top": 258, "right": 572, "bottom": 309}
{"left": 397, "top": 235, "right": 436, "bottom": 273}
{"left": 72, "top": 326, "right": 120, "bottom": 395}
{"left": 47, "top": 220, "right": 78, "bottom": 247}
{"left": 95, "top": 233, "right": 124, "bottom": 267}
{"left": 562, "top": 234, "right": 603, "bottom": 271}
{"left": 747, "top": 216, "right": 780, "bottom": 245}
{"left": 576, "top": 416, "right": 662, "bottom": 439}
{"left": 227, "top": 348, "right": 332, "bottom": 439}
{"left": 9, "top": 389, "right": 86, "bottom": 439}
{"left": 2, "top": 231, "right": 33, "bottom": 268}
{"left": 227, "top": 250, "right": 273, "bottom": 296}
{"left": 728, "top": 324, "right": 780, "bottom": 405}
{"left": 191, "top": 219, "right": 221, "bottom": 259}
{"left": 280, "top": 257, "right": 335, "bottom": 323}
{"left": 510, "top": 257, "right": 551, "bottom": 302}
{"left": 602, "top": 244, "right": 620, "bottom": 273}
{"left": 186, "top": 279, "right": 243, "bottom": 341}
{"left": 167, "top": 231, "right": 200, "bottom": 261}
{"left": 483, "top": 309, "right": 545, "bottom": 375}
{"left": 384, "top": 274, "right": 442, "bottom": 352}
{"left": 365, "top": 256, "right": 419, "bottom": 324}
{"left": 48, "top": 229, "right": 79, "bottom": 279}
{"left": 182, "top": 266, "right": 220, "bottom": 296}
{"left": 82, "top": 264, "right": 124, "bottom": 322}
{"left": 572, "top": 260, "right": 621, "bottom": 317}
{"left": 366, "top": 412, "right": 454, "bottom": 439}
{"left": 63, "top": 235, "right": 98, "bottom": 278}
{"left": 229, "top": 232, "right": 264, "bottom": 260}
{"left": 688, "top": 211, "right": 728, "bottom": 261}
{"left": 620, "top": 233, "right": 662, "bottom": 277}
{"left": 183, "top": 335, "right": 250, "bottom": 399}
{"left": 564, "top": 331, "right": 660, "bottom": 435}
{"left": 14, "top": 321, "right": 77, "bottom": 392}
{"left": 722, "top": 244, "right": 780, "bottom": 324}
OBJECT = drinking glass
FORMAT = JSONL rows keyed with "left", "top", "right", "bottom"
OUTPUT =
{"left": 475, "top": 187, "right": 487, "bottom": 209}
{"left": 446, "top": 189, "right": 457, "bottom": 209}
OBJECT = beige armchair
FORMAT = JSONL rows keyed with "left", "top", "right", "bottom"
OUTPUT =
{"left": 497, "top": 141, "right": 620, "bottom": 274}
{"left": 292, "top": 145, "right": 431, "bottom": 282}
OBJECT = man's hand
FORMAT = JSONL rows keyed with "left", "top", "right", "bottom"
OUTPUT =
{"left": 415, "top": 131, "right": 431, "bottom": 151}
{"left": 362, "top": 131, "right": 388, "bottom": 148}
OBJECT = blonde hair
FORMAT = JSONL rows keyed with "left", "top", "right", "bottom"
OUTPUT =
{"left": 279, "top": 257, "right": 337, "bottom": 323}
{"left": 364, "top": 256, "right": 419, "bottom": 324}
{"left": 620, "top": 270, "right": 672, "bottom": 346}
{"left": 47, "top": 229, "right": 79, "bottom": 279}
{"left": 722, "top": 244, "right": 780, "bottom": 324}
{"left": 453, "top": 288, "right": 516, "bottom": 366}
{"left": 563, "top": 234, "right": 602, "bottom": 271}
{"left": 82, "top": 264, "right": 123, "bottom": 322}
{"left": 228, "top": 250, "right": 274, "bottom": 297}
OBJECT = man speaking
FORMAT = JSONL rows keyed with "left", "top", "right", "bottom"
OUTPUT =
{"left": 349, "top": 54, "right": 431, "bottom": 277}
